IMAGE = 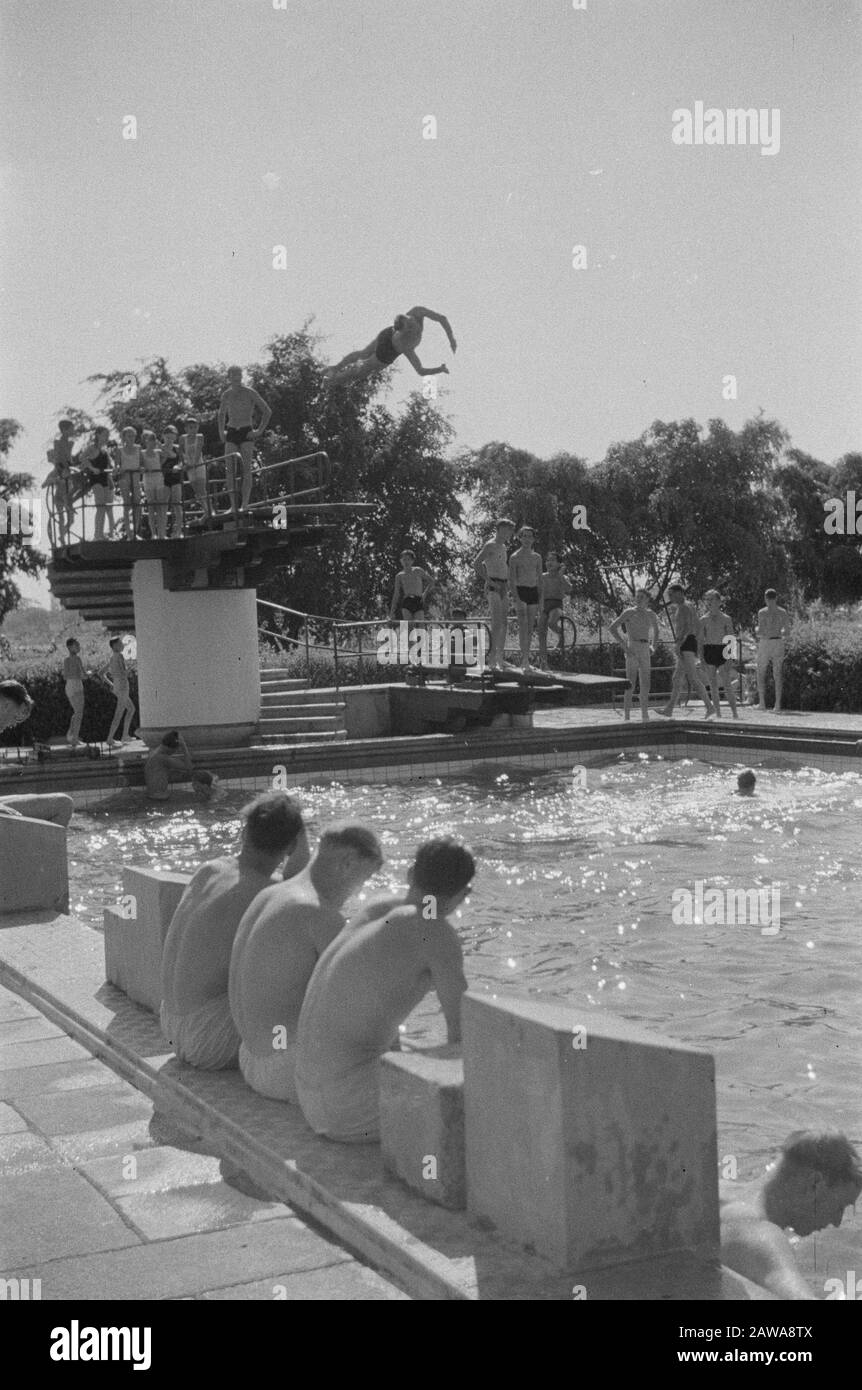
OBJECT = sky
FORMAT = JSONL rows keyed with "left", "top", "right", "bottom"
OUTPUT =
{"left": 2, "top": 0, "right": 861, "bottom": 605}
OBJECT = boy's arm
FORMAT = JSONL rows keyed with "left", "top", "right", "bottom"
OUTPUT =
{"left": 608, "top": 614, "right": 625, "bottom": 641}
{"left": 561, "top": 575, "right": 573, "bottom": 596}
{"left": 403, "top": 348, "right": 448, "bottom": 378}
{"left": 649, "top": 613, "right": 660, "bottom": 648}
{"left": 473, "top": 544, "right": 490, "bottom": 581}
{"left": 250, "top": 389, "right": 272, "bottom": 435}
{"left": 426, "top": 926, "right": 468, "bottom": 1045}
{"left": 217, "top": 394, "right": 227, "bottom": 438}
{"left": 390, "top": 575, "right": 403, "bottom": 619}
{"left": 406, "top": 307, "right": 457, "bottom": 352}
{"left": 780, "top": 609, "right": 791, "bottom": 639}
{"left": 508, "top": 554, "right": 517, "bottom": 597}
{"left": 421, "top": 568, "right": 437, "bottom": 598}
{"left": 720, "top": 1217, "right": 816, "bottom": 1301}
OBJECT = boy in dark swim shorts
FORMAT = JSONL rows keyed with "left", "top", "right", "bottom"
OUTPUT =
{"left": 389, "top": 550, "right": 436, "bottom": 623}
{"left": 508, "top": 526, "right": 543, "bottom": 672}
{"left": 658, "top": 583, "right": 715, "bottom": 719}
{"left": 699, "top": 590, "right": 739, "bottom": 719}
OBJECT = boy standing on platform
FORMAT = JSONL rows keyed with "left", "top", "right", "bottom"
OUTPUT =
{"left": 104, "top": 636, "right": 136, "bottom": 746}
{"left": 389, "top": 550, "right": 436, "bottom": 624}
{"left": 508, "top": 525, "right": 543, "bottom": 672}
{"left": 474, "top": 518, "right": 515, "bottom": 671}
{"left": 537, "top": 551, "right": 573, "bottom": 666}
{"left": 609, "top": 589, "right": 659, "bottom": 722}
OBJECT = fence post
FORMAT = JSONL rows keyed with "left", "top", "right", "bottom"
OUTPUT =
{"left": 357, "top": 626, "right": 364, "bottom": 685}
{"left": 304, "top": 621, "right": 310, "bottom": 683}
{"left": 333, "top": 624, "right": 340, "bottom": 691}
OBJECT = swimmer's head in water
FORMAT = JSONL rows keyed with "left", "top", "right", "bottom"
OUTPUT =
{"left": 737, "top": 769, "right": 756, "bottom": 794}
{"left": 409, "top": 836, "right": 476, "bottom": 915}
{"left": 242, "top": 789, "right": 304, "bottom": 856}
{"left": 770, "top": 1131, "right": 862, "bottom": 1237}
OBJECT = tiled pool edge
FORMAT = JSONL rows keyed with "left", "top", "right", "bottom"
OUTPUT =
{"left": 4, "top": 716, "right": 861, "bottom": 809}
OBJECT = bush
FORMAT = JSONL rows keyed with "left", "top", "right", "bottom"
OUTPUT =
{"left": 0, "top": 655, "right": 139, "bottom": 745}
{"left": 778, "top": 619, "right": 862, "bottom": 713}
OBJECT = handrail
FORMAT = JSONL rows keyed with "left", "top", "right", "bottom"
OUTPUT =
{"left": 43, "top": 447, "right": 336, "bottom": 553}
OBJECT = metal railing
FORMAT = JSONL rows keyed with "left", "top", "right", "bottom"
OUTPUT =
{"left": 257, "top": 600, "right": 583, "bottom": 689}
{"left": 43, "top": 449, "right": 334, "bottom": 551}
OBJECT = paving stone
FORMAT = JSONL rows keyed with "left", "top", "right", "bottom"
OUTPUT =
{"left": 0, "top": 1129, "right": 66, "bottom": 1175}
{"left": 0, "top": 1016, "right": 65, "bottom": 1044}
{"left": 0, "top": 1035, "right": 91, "bottom": 1071}
{"left": 52, "top": 1118, "right": 157, "bottom": 1164}
{"left": 0, "top": 994, "right": 40, "bottom": 1023}
{"left": 6, "top": 1217, "right": 350, "bottom": 1300}
{"left": 0, "top": 1059, "right": 119, "bottom": 1099}
{"left": 81, "top": 1145, "right": 228, "bottom": 1197}
{"left": 112, "top": 1182, "right": 286, "bottom": 1241}
{"left": 195, "top": 1262, "right": 410, "bottom": 1300}
{"left": 14, "top": 1082, "right": 154, "bottom": 1137}
{"left": 0, "top": 1101, "right": 29, "bottom": 1134}
{"left": 0, "top": 1166, "right": 141, "bottom": 1268}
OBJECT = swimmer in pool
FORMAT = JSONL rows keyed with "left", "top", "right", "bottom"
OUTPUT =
{"left": 144, "top": 731, "right": 215, "bottom": 802}
{"left": 295, "top": 837, "right": 474, "bottom": 1143}
{"left": 657, "top": 583, "right": 715, "bottom": 719}
{"left": 699, "top": 590, "right": 740, "bottom": 719}
{"left": 609, "top": 589, "right": 659, "bottom": 722}
{"left": 736, "top": 769, "right": 757, "bottom": 796}
{"left": 508, "top": 526, "right": 543, "bottom": 672}
{"left": 720, "top": 1131, "right": 862, "bottom": 1300}
{"left": 159, "top": 792, "right": 308, "bottom": 1070}
{"left": 323, "top": 307, "right": 456, "bottom": 389}
{"left": 389, "top": 549, "right": 436, "bottom": 624}
{"left": 229, "top": 823, "right": 383, "bottom": 1104}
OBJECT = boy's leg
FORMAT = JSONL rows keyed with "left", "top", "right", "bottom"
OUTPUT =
{"left": 773, "top": 652, "right": 784, "bottom": 712}
{"left": 525, "top": 603, "right": 538, "bottom": 666}
{"left": 107, "top": 696, "right": 122, "bottom": 743}
{"left": 225, "top": 446, "right": 240, "bottom": 519}
{"left": 638, "top": 650, "right": 651, "bottom": 720}
{"left": 682, "top": 652, "right": 714, "bottom": 714}
{"left": 516, "top": 601, "right": 529, "bottom": 666}
{"left": 756, "top": 646, "right": 769, "bottom": 709}
{"left": 68, "top": 690, "right": 84, "bottom": 742}
{"left": 239, "top": 441, "right": 255, "bottom": 511}
{"left": 705, "top": 665, "right": 721, "bottom": 717}
{"left": 537, "top": 610, "right": 549, "bottom": 664}
{"left": 659, "top": 653, "right": 683, "bottom": 715}
{"left": 720, "top": 662, "right": 739, "bottom": 718}
{"left": 486, "top": 589, "right": 504, "bottom": 667}
{"left": 623, "top": 650, "right": 637, "bottom": 719}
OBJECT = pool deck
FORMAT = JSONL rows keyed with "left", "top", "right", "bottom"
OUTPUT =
{"left": 2, "top": 703, "right": 861, "bottom": 807}
{"left": 0, "top": 913, "right": 776, "bottom": 1302}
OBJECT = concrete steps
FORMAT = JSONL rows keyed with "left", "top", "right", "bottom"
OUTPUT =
{"left": 258, "top": 669, "right": 347, "bottom": 744}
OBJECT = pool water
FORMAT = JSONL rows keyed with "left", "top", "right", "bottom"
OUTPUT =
{"left": 69, "top": 754, "right": 862, "bottom": 1290}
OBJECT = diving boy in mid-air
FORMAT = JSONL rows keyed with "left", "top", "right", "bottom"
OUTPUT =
{"left": 323, "top": 307, "right": 457, "bottom": 388}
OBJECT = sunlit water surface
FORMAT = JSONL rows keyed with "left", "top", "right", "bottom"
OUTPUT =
{"left": 68, "top": 755, "right": 862, "bottom": 1290}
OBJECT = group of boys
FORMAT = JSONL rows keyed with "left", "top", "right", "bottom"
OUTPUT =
{"left": 159, "top": 791, "right": 474, "bottom": 1142}
{"left": 611, "top": 585, "right": 792, "bottom": 722}
{"left": 472, "top": 518, "right": 572, "bottom": 671}
{"left": 45, "top": 367, "right": 271, "bottom": 543}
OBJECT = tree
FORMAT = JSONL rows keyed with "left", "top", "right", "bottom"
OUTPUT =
{"left": 0, "top": 419, "right": 48, "bottom": 623}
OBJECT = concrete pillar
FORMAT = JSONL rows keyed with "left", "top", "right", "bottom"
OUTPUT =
{"left": 132, "top": 561, "right": 259, "bottom": 747}
{"left": 463, "top": 992, "right": 720, "bottom": 1273}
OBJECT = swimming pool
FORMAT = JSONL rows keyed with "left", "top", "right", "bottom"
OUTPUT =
{"left": 68, "top": 753, "right": 862, "bottom": 1291}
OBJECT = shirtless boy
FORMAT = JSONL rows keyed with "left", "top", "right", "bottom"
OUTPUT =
{"left": 104, "top": 636, "right": 135, "bottom": 746}
{"left": 295, "top": 837, "right": 474, "bottom": 1143}
{"left": 474, "top": 518, "right": 515, "bottom": 670}
{"left": 229, "top": 824, "right": 383, "bottom": 1103}
{"left": 389, "top": 550, "right": 436, "bottom": 623}
{"left": 508, "top": 526, "right": 543, "bottom": 671}
{"left": 720, "top": 1132, "right": 861, "bottom": 1300}
{"left": 699, "top": 590, "right": 739, "bottom": 719}
{"left": 537, "top": 551, "right": 573, "bottom": 667}
{"left": 179, "top": 418, "right": 210, "bottom": 520}
{"left": 323, "top": 307, "right": 456, "bottom": 389}
{"left": 217, "top": 366, "right": 272, "bottom": 520}
{"left": 144, "top": 730, "right": 215, "bottom": 802}
{"left": 756, "top": 589, "right": 791, "bottom": 714}
{"left": 160, "top": 792, "right": 308, "bottom": 1070}
{"left": 658, "top": 584, "right": 715, "bottom": 719}
{"left": 50, "top": 419, "right": 76, "bottom": 545}
{"left": 609, "top": 589, "right": 659, "bottom": 722}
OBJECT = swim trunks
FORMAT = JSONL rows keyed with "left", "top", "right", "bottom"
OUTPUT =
{"left": 88, "top": 450, "right": 112, "bottom": 489}
{"left": 703, "top": 643, "right": 726, "bottom": 667}
{"left": 296, "top": 1059, "right": 381, "bottom": 1143}
{"left": 758, "top": 637, "right": 785, "bottom": 661}
{"left": 679, "top": 634, "right": 698, "bottom": 654}
{"left": 543, "top": 596, "right": 562, "bottom": 615}
{"left": 161, "top": 452, "right": 183, "bottom": 488}
{"left": 374, "top": 326, "right": 401, "bottom": 367}
{"left": 225, "top": 425, "right": 252, "bottom": 446}
{"left": 485, "top": 577, "right": 508, "bottom": 595}
{"left": 401, "top": 594, "right": 424, "bottom": 614}
{"left": 239, "top": 1040, "right": 299, "bottom": 1103}
{"left": 516, "top": 585, "right": 540, "bottom": 606}
{"left": 159, "top": 997, "right": 240, "bottom": 1070}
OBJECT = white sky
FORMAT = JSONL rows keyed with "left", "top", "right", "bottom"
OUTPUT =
{"left": 2, "top": 0, "right": 860, "bottom": 604}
